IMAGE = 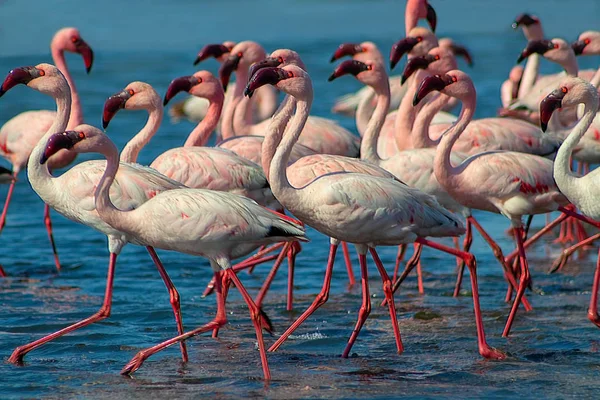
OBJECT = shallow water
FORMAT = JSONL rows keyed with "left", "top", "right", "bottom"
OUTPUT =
{"left": 1, "top": 0, "right": 600, "bottom": 398}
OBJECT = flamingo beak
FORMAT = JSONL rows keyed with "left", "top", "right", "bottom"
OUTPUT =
{"left": 74, "top": 38, "right": 94, "bottom": 74}
{"left": 517, "top": 40, "right": 555, "bottom": 63}
{"left": 219, "top": 53, "right": 241, "bottom": 90}
{"left": 413, "top": 74, "right": 453, "bottom": 106}
{"left": 571, "top": 40, "right": 588, "bottom": 56}
{"left": 512, "top": 13, "right": 539, "bottom": 29}
{"left": 539, "top": 89, "right": 565, "bottom": 132}
{"left": 249, "top": 57, "right": 282, "bottom": 81}
{"left": 329, "top": 43, "right": 364, "bottom": 63}
{"left": 0, "top": 66, "right": 43, "bottom": 97}
{"left": 328, "top": 60, "right": 370, "bottom": 82}
{"left": 102, "top": 89, "right": 133, "bottom": 129}
{"left": 41, "top": 131, "right": 84, "bottom": 164}
{"left": 447, "top": 43, "right": 474, "bottom": 67}
{"left": 244, "top": 67, "right": 291, "bottom": 98}
{"left": 193, "top": 44, "right": 231, "bottom": 65}
{"left": 390, "top": 37, "right": 419, "bottom": 70}
{"left": 401, "top": 54, "right": 436, "bottom": 84}
{"left": 163, "top": 76, "right": 201, "bottom": 106}
{"left": 426, "top": 3, "right": 437, "bottom": 32}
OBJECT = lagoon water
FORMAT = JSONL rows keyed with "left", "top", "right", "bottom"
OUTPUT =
{"left": 1, "top": 0, "right": 600, "bottom": 398}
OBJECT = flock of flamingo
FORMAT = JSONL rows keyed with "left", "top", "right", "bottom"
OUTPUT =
{"left": 1, "top": 0, "right": 600, "bottom": 380}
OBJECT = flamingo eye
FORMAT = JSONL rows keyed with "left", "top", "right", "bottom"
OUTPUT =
{"left": 197, "top": 77, "right": 202, "bottom": 83}
{"left": 277, "top": 56, "right": 283, "bottom": 63}
{"left": 237, "top": 52, "right": 243, "bottom": 57}
{"left": 416, "top": 36, "right": 423, "bottom": 42}
{"left": 553, "top": 42, "right": 559, "bottom": 49}
{"left": 128, "top": 89, "right": 135, "bottom": 96}
{"left": 287, "top": 71, "right": 294, "bottom": 78}
{"left": 451, "top": 76, "right": 458, "bottom": 82}
{"left": 434, "top": 55, "right": 440, "bottom": 60}
{"left": 71, "top": 36, "right": 78, "bottom": 43}
{"left": 367, "top": 64, "right": 373, "bottom": 70}
{"left": 39, "top": 69, "right": 45, "bottom": 76}
{"left": 561, "top": 86, "right": 568, "bottom": 93}
{"left": 78, "top": 132, "right": 85, "bottom": 139}
{"left": 584, "top": 38, "right": 591, "bottom": 45}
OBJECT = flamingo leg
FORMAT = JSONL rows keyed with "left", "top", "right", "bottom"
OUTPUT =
{"left": 122, "top": 270, "right": 229, "bottom": 376}
{"left": 268, "top": 242, "right": 338, "bottom": 352}
{"left": 416, "top": 237, "right": 505, "bottom": 359}
{"left": 502, "top": 226, "right": 531, "bottom": 337}
{"left": 558, "top": 206, "right": 600, "bottom": 230}
{"left": 0, "top": 177, "right": 16, "bottom": 233}
{"left": 8, "top": 252, "right": 117, "bottom": 364}
{"left": 549, "top": 232, "right": 600, "bottom": 273}
{"left": 0, "top": 263, "right": 6, "bottom": 277}
{"left": 43, "top": 204, "right": 61, "bottom": 271}
{"left": 505, "top": 212, "right": 568, "bottom": 264}
{"left": 370, "top": 248, "right": 403, "bottom": 354}
{"left": 255, "top": 242, "right": 292, "bottom": 308}
{"left": 454, "top": 220, "right": 473, "bottom": 297}
{"left": 588, "top": 248, "right": 600, "bottom": 328}
{"left": 145, "top": 246, "right": 188, "bottom": 362}
{"left": 286, "top": 241, "right": 301, "bottom": 311}
{"left": 341, "top": 251, "right": 371, "bottom": 358}
{"left": 416, "top": 256, "right": 424, "bottom": 294}
{"left": 341, "top": 241, "right": 356, "bottom": 285}
{"left": 389, "top": 243, "right": 423, "bottom": 301}
{"left": 392, "top": 244, "right": 407, "bottom": 282}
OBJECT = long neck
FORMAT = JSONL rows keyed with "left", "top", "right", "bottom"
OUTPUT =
{"left": 554, "top": 97, "right": 598, "bottom": 199}
{"left": 411, "top": 92, "right": 450, "bottom": 148}
{"left": 394, "top": 72, "right": 424, "bottom": 151}
{"left": 269, "top": 96, "right": 311, "bottom": 201}
{"left": 434, "top": 94, "right": 475, "bottom": 188}
{"left": 232, "top": 67, "right": 253, "bottom": 132}
{"left": 184, "top": 97, "right": 223, "bottom": 147}
{"left": 119, "top": 105, "right": 163, "bottom": 163}
{"left": 590, "top": 66, "right": 600, "bottom": 89}
{"left": 52, "top": 49, "right": 83, "bottom": 129}
{"left": 360, "top": 81, "right": 391, "bottom": 164}
{"left": 28, "top": 86, "right": 72, "bottom": 194}
{"left": 221, "top": 92, "right": 241, "bottom": 140}
{"left": 261, "top": 96, "right": 296, "bottom": 180}
{"left": 355, "top": 88, "right": 376, "bottom": 137}
{"left": 518, "top": 54, "right": 539, "bottom": 99}
{"left": 564, "top": 57, "right": 579, "bottom": 76}
{"left": 233, "top": 96, "right": 252, "bottom": 135}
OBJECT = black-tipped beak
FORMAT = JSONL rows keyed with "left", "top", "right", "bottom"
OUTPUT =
{"left": 330, "top": 43, "right": 363, "bottom": 63}
{"left": 401, "top": 54, "right": 436, "bottom": 84}
{"left": 102, "top": 89, "right": 133, "bottom": 129}
{"left": 328, "top": 60, "right": 370, "bottom": 82}
{"left": 512, "top": 13, "right": 538, "bottom": 29}
{"left": 74, "top": 38, "right": 94, "bottom": 74}
{"left": 163, "top": 76, "right": 201, "bottom": 106}
{"left": 571, "top": 40, "right": 588, "bottom": 56}
{"left": 390, "top": 37, "right": 419, "bottom": 70}
{"left": 249, "top": 57, "right": 282, "bottom": 81}
{"left": 244, "top": 67, "right": 291, "bottom": 98}
{"left": 193, "top": 44, "right": 231, "bottom": 65}
{"left": 426, "top": 3, "right": 437, "bottom": 33}
{"left": 219, "top": 54, "right": 241, "bottom": 90}
{"left": 0, "top": 66, "right": 42, "bottom": 97}
{"left": 41, "top": 131, "right": 84, "bottom": 164}
{"left": 517, "top": 40, "right": 555, "bottom": 63}
{"left": 539, "top": 89, "right": 565, "bottom": 132}
{"left": 413, "top": 74, "right": 454, "bottom": 106}
{"left": 448, "top": 43, "right": 474, "bottom": 67}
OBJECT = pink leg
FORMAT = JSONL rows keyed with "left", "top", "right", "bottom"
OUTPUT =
{"left": 416, "top": 257, "right": 424, "bottom": 294}
{"left": 341, "top": 241, "right": 356, "bottom": 285}
{"left": 503, "top": 226, "right": 531, "bottom": 337}
{"left": 588, "top": 248, "right": 600, "bottom": 328}
{"left": 505, "top": 212, "right": 568, "bottom": 264}
{"left": 43, "top": 204, "right": 61, "bottom": 272}
{"left": 122, "top": 270, "right": 229, "bottom": 375}
{"left": 389, "top": 243, "right": 423, "bottom": 299}
{"left": 341, "top": 251, "right": 372, "bottom": 358}
{"left": 287, "top": 241, "right": 301, "bottom": 311}
{"left": 392, "top": 244, "right": 407, "bottom": 282}
{"left": 145, "top": 246, "right": 188, "bottom": 362}
{"left": 8, "top": 252, "right": 117, "bottom": 364}
{"left": 416, "top": 237, "right": 505, "bottom": 359}
{"left": 454, "top": 220, "right": 473, "bottom": 297}
{"left": 0, "top": 178, "right": 16, "bottom": 233}
{"left": 0, "top": 263, "right": 6, "bottom": 277}
{"left": 269, "top": 242, "right": 338, "bottom": 352}
{"left": 558, "top": 206, "right": 600, "bottom": 230}
{"left": 370, "top": 248, "right": 403, "bottom": 354}
{"left": 256, "top": 242, "right": 292, "bottom": 308}
{"left": 550, "top": 232, "right": 600, "bottom": 273}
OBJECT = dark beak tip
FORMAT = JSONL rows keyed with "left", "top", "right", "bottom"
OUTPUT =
{"left": 329, "top": 56, "right": 336, "bottom": 63}
{"left": 516, "top": 55, "right": 525, "bottom": 64}
{"left": 540, "top": 122, "right": 548, "bottom": 132}
{"left": 401, "top": 76, "right": 407, "bottom": 85}
{"left": 86, "top": 66, "right": 92, "bottom": 74}
{"left": 102, "top": 119, "right": 109, "bottom": 129}
{"left": 327, "top": 74, "right": 336, "bottom": 82}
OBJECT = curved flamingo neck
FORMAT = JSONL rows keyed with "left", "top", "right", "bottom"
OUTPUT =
{"left": 184, "top": 97, "right": 223, "bottom": 147}
{"left": 221, "top": 93, "right": 242, "bottom": 140}
{"left": 394, "top": 72, "right": 425, "bottom": 151}
{"left": 554, "top": 96, "right": 599, "bottom": 198}
{"left": 564, "top": 57, "right": 579, "bottom": 77}
{"left": 518, "top": 54, "right": 539, "bottom": 99}
{"left": 355, "top": 88, "right": 376, "bottom": 137}
{"left": 411, "top": 92, "right": 450, "bottom": 148}
{"left": 434, "top": 92, "right": 476, "bottom": 187}
{"left": 590, "top": 67, "right": 600, "bottom": 89}
{"left": 120, "top": 105, "right": 163, "bottom": 163}
{"left": 360, "top": 80, "right": 391, "bottom": 164}
{"left": 52, "top": 48, "right": 83, "bottom": 129}
{"left": 233, "top": 96, "right": 252, "bottom": 135}
{"left": 261, "top": 96, "right": 295, "bottom": 180}
{"left": 270, "top": 95, "right": 312, "bottom": 201}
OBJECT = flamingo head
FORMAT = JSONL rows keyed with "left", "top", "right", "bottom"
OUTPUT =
{"left": 517, "top": 39, "right": 574, "bottom": 67}
{"left": 163, "top": 71, "right": 224, "bottom": 107}
{"left": 330, "top": 43, "right": 364, "bottom": 62}
{"left": 512, "top": 14, "right": 543, "bottom": 41}
{"left": 53, "top": 27, "right": 94, "bottom": 73}
{"left": 438, "top": 38, "right": 474, "bottom": 67}
{"left": 413, "top": 70, "right": 473, "bottom": 106}
{"left": 401, "top": 47, "right": 455, "bottom": 84}
{"left": 540, "top": 77, "right": 599, "bottom": 132}
{"left": 390, "top": 27, "right": 437, "bottom": 70}
{"left": 406, "top": 0, "right": 437, "bottom": 32}
{"left": 102, "top": 82, "right": 160, "bottom": 129}
{"left": 249, "top": 49, "right": 306, "bottom": 80}
{"left": 512, "top": 13, "right": 539, "bottom": 29}
{"left": 219, "top": 41, "right": 266, "bottom": 90}
{"left": 193, "top": 43, "right": 234, "bottom": 65}
{"left": 245, "top": 65, "right": 311, "bottom": 101}
{"left": 41, "top": 125, "right": 113, "bottom": 164}
{"left": 0, "top": 64, "right": 67, "bottom": 98}
{"left": 572, "top": 31, "right": 600, "bottom": 56}
{"left": 328, "top": 60, "right": 388, "bottom": 92}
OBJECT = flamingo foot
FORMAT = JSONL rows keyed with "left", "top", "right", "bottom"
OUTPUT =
{"left": 479, "top": 345, "right": 506, "bottom": 360}
{"left": 8, "top": 347, "right": 26, "bottom": 365}
{"left": 121, "top": 352, "right": 148, "bottom": 375}
{"left": 549, "top": 252, "right": 569, "bottom": 273}
{"left": 588, "top": 311, "right": 600, "bottom": 328}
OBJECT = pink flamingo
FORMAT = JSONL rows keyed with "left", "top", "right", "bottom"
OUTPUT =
{"left": 510, "top": 14, "right": 545, "bottom": 101}
{"left": 248, "top": 64, "right": 504, "bottom": 360}
{"left": 501, "top": 65, "right": 524, "bottom": 108}
{"left": 43, "top": 124, "right": 307, "bottom": 378}
{"left": 0, "top": 27, "right": 93, "bottom": 272}
{"left": 414, "top": 70, "right": 600, "bottom": 337}
{"left": 540, "top": 77, "right": 600, "bottom": 326}
{"left": 219, "top": 41, "right": 360, "bottom": 157}
{"left": 1, "top": 64, "right": 189, "bottom": 365}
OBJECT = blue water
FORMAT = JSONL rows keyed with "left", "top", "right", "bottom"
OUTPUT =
{"left": 1, "top": 0, "right": 600, "bottom": 398}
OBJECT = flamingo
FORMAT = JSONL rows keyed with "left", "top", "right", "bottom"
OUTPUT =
{"left": 510, "top": 14, "right": 545, "bottom": 101}
{"left": 414, "top": 70, "right": 600, "bottom": 337}
{"left": 42, "top": 124, "right": 307, "bottom": 378}
{"left": 247, "top": 64, "right": 504, "bottom": 360}
{"left": 219, "top": 41, "right": 360, "bottom": 157}
{"left": 540, "top": 77, "right": 600, "bottom": 326}
{"left": 1, "top": 64, "right": 190, "bottom": 365}
{"left": 0, "top": 27, "right": 93, "bottom": 272}
{"left": 501, "top": 65, "right": 524, "bottom": 108}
